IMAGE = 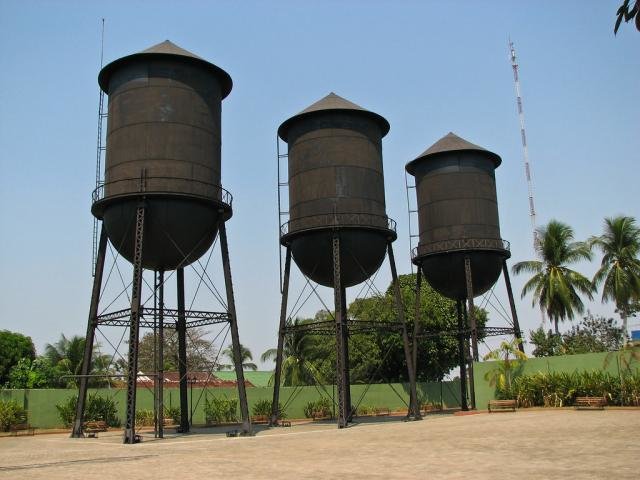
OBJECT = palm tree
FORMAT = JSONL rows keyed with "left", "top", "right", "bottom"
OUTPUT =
{"left": 44, "top": 334, "right": 87, "bottom": 377}
{"left": 219, "top": 343, "right": 258, "bottom": 371}
{"left": 590, "top": 215, "right": 640, "bottom": 334}
{"left": 483, "top": 339, "right": 527, "bottom": 398}
{"left": 512, "top": 220, "right": 594, "bottom": 334}
{"left": 261, "top": 318, "right": 326, "bottom": 386}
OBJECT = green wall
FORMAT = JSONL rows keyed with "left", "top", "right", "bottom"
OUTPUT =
{"left": 1, "top": 380, "right": 460, "bottom": 429}
{"left": 473, "top": 350, "right": 633, "bottom": 409}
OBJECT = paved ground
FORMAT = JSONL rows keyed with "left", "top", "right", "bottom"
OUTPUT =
{"left": 1, "top": 409, "right": 638, "bottom": 479}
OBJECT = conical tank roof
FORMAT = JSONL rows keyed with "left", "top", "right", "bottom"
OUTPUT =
{"left": 98, "top": 40, "right": 232, "bottom": 98}
{"left": 278, "top": 92, "right": 390, "bottom": 141}
{"left": 405, "top": 132, "right": 502, "bottom": 174}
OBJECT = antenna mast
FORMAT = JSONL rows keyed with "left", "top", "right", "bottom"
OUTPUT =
{"left": 509, "top": 40, "right": 538, "bottom": 248}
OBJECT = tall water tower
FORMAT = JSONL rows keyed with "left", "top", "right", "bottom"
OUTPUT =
{"left": 272, "top": 93, "right": 421, "bottom": 427}
{"left": 72, "top": 41, "right": 250, "bottom": 443}
{"left": 406, "top": 132, "right": 524, "bottom": 409}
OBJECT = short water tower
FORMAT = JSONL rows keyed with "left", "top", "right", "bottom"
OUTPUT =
{"left": 72, "top": 41, "right": 250, "bottom": 443}
{"left": 406, "top": 132, "right": 524, "bottom": 409}
{"left": 272, "top": 93, "right": 421, "bottom": 427}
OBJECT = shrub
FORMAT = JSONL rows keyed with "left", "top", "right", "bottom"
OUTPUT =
{"left": 251, "top": 399, "right": 286, "bottom": 419}
{"left": 55, "top": 394, "right": 120, "bottom": 428}
{"left": 136, "top": 409, "right": 155, "bottom": 427}
{"left": 164, "top": 406, "right": 180, "bottom": 424}
{"left": 204, "top": 396, "right": 238, "bottom": 425}
{"left": 356, "top": 405, "right": 373, "bottom": 416}
{"left": 509, "top": 370, "right": 640, "bottom": 408}
{"left": 0, "top": 400, "right": 27, "bottom": 431}
{"left": 303, "top": 397, "right": 333, "bottom": 418}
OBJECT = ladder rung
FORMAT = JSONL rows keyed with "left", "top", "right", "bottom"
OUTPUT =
{"left": 278, "top": 154, "right": 288, "bottom": 158}
{"left": 406, "top": 185, "right": 416, "bottom": 189}
{"left": 408, "top": 209, "right": 418, "bottom": 213}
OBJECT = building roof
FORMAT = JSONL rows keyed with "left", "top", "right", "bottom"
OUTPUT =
{"left": 405, "top": 132, "right": 502, "bottom": 174}
{"left": 98, "top": 40, "right": 232, "bottom": 98}
{"left": 277, "top": 92, "right": 390, "bottom": 141}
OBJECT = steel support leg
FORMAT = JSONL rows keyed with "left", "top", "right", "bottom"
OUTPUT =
{"left": 503, "top": 260, "right": 525, "bottom": 353}
{"left": 158, "top": 270, "right": 164, "bottom": 438}
{"left": 177, "top": 268, "right": 189, "bottom": 433}
{"left": 271, "top": 247, "right": 291, "bottom": 426}
{"left": 462, "top": 303, "right": 476, "bottom": 410}
{"left": 456, "top": 301, "right": 469, "bottom": 411}
{"left": 71, "top": 226, "right": 108, "bottom": 438}
{"left": 124, "top": 205, "right": 145, "bottom": 444}
{"left": 412, "top": 266, "right": 422, "bottom": 380}
{"left": 340, "top": 287, "right": 352, "bottom": 422}
{"left": 388, "top": 243, "right": 421, "bottom": 420}
{"left": 333, "top": 235, "right": 349, "bottom": 429}
{"left": 219, "top": 220, "right": 251, "bottom": 434}
{"left": 464, "top": 256, "right": 479, "bottom": 362}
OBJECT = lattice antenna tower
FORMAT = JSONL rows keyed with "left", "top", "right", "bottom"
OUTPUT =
{"left": 92, "top": 18, "right": 107, "bottom": 276}
{"left": 509, "top": 40, "right": 538, "bottom": 249}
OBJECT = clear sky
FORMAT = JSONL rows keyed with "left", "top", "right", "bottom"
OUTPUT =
{"left": 0, "top": 1, "right": 638, "bottom": 369}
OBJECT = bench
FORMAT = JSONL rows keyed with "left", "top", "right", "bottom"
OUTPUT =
{"left": 250, "top": 415, "right": 269, "bottom": 424}
{"left": 311, "top": 411, "right": 332, "bottom": 421}
{"left": 83, "top": 420, "right": 108, "bottom": 437}
{"left": 488, "top": 400, "right": 516, "bottom": 412}
{"left": 10, "top": 422, "right": 35, "bottom": 436}
{"left": 575, "top": 397, "right": 606, "bottom": 410}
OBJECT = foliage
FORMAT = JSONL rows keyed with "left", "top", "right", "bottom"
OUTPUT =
{"left": 562, "top": 313, "right": 626, "bottom": 354}
{"left": 0, "top": 400, "right": 27, "bottom": 431}
{"left": 219, "top": 343, "right": 258, "bottom": 371}
{"left": 251, "top": 399, "right": 287, "bottom": 419}
{"left": 137, "top": 327, "right": 218, "bottom": 373}
{"left": 483, "top": 339, "right": 527, "bottom": 398}
{"left": 0, "top": 330, "right": 35, "bottom": 385}
{"left": 529, "top": 314, "right": 626, "bottom": 357}
{"left": 508, "top": 370, "right": 640, "bottom": 408}
{"left": 615, "top": 0, "right": 639, "bottom": 34}
{"left": 513, "top": 220, "right": 594, "bottom": 334}
{"left": 164, "top": 406, "right": 180, "bottom": 424}
{"left": 135, "top": 409, "right": 155, "bottom": 427}
{"left": 528, "top": 327, "right": 564, "bottom": 357}
{"left": 262, "top": 315, "right": 331, "bottom": 387}
{"left": 303, "top": 397, "right": 333, "bottom": 418}
{"left": 55, "top": 393, "right": 120, "bottom": 428}
{"left": 203, "top": 395, "right": 238, "bottom": 424}
{"left": 590, "top": 216, "right": 640, "bottom": 333}
{"left": 347, "top": 274, "right": 488, "bottom": 382}
{"left": 6, "top": 357, "right": 63, "bottom": 389}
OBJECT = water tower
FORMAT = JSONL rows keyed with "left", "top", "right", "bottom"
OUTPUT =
{"left": 406, "top": 132, "right": 524, "bottom": 409}
{"left": 271, "top": 93, "right": 421, "bottom": 427}
{"left": 72, "top": 41, "right": 250, "bottom": 443}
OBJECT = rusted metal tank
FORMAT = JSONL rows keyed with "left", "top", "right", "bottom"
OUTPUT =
{"left": 92, "top": 40, "right": 232, "bottom": 270}
{"left": 278, "top": 93, "right": 396, "bottom": 287}
{"left": 405, "top": 132, "right": 510, "bottom": 300}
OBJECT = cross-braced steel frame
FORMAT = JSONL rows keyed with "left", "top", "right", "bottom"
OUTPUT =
{"left": 71, "top": 203, "right": 251, "bottom": 443}
{"left": 270, "top": 233, "right": 422, "bottom": 429}
{"left": 412, "top": 255, "right": 524, "bottom": 411}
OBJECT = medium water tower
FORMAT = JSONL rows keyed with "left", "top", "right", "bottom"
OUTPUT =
{"left": 72, "top": 41, "right": 250, "bottom": 443}
{"left": 406, "top": 132, "right": 523, "bottom": 409}
{"left": 271, "top": 93, "right": 420, "bottom": 427}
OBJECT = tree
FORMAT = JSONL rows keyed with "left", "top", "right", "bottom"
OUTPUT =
{"left": 348, "top": 274, "right": 488, "bottom": 382}
{"left": 529, "top": 313, "right": 626, "bottom": 357}
{"left": 590, "top": 216, "right": 640, "bottom": 333}
{"left": 561, "top": 313, "right": 626, "bottom": 354}
{"left": 529, "top": 327, "right": 563, "bottom": 357}
{"left": 0, "top": 330, "right": 36, "bottom": 385}
{"left": 615, "top": 0, "right": 639, "bottom": 34}
{"left": 513, "top": 220, "right": 594, "bottom": 334}
{"left": 483, "top": 339, "right": 527, "bottom": 398}
{"left": 6, "top": 357, "right": 61, "bottom": 389}
{"left": 261, "top": 315, "right": 328, "bottom": 386}
{"left": 219, "top": 343, "right": 258, "bottom": 371}
{"left": 136, "top": 327, "right": 218, "bottom": 372}
{"left": 44, "top": 334, "right": 86, "bottom": 379}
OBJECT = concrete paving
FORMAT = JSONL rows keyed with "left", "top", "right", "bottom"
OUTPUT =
{"left": 0, "top": 409, "right": 638, "bottom": 479}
